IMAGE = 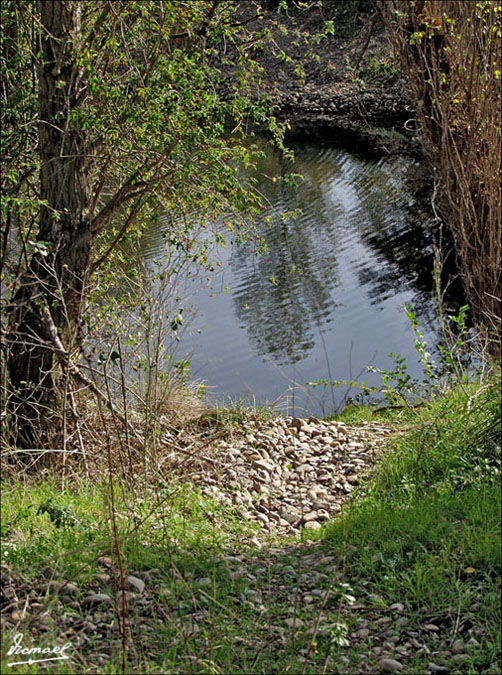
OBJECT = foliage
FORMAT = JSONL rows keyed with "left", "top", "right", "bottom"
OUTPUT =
{"left": 0, "top": 0, "right": 295, "bottom": 448}
{"left": 358, "top": 52, "right": 399, "bottom": 83}
{"left": 309, "top": 302, "right": 474, "bottom": 409}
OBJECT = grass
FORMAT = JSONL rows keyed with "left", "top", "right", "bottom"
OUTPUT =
{"left": 1, "top": 376, "right": 500, "bottom": 673}
{"left": 324, "top": 376, "right": 501, "bottom": 672}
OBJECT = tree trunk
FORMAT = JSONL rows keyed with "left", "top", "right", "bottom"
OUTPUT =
{"left": 8, "top": 0, "right": 93, "bottom": 448}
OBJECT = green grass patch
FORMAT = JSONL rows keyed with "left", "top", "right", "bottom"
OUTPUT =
{"left": 323, "top": 376, "right": 501, "bottom": 672}
{"left": 1, "top": 377, "right": 500, "bottom": 673}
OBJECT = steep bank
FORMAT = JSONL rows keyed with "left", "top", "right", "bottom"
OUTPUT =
{"left": 257, "top": 4, "right": 422, "bottom": 156}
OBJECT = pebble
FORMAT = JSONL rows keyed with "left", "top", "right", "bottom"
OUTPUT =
{"left": 451, "top": 638, "right": 465, "bottom": 654}
{"left": 389, "top": 602, "right": 405, "bottom": 612}
{"left": 94, "top": 573, "right": 110, "bottom": 584}
{"left": 301, "top": 511, "right": 319, "bottom": 523}
{"left": 304, "top": 521, "right": 321, "bottom": 531}
{"left": 126, "top": 575, "right": 145, "bottom": 594}
{"left": 427, "top": 664, "right": 449, "bottom": 674}
{"left": 160, "top": 415, "right": 392, "bottom": 533}
{"left": 82, "top": 593, "right": 113, "bottom": 607}
{"left": 354, "top": 628, "right": 370, "bottom": 639}
{"left": 48, "top": 580, "right": 78, "bottom": 596}
{"left": 378, "top": 658, "right": 404, "bottom": 672}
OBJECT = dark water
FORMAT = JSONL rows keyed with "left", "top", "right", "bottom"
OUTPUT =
{"left": 140, "top": 141, "right": 445, "bottom": 416}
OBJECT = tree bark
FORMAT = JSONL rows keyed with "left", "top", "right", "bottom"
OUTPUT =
{"left": 8, "top": 0, "right": 94, "bottom": 447}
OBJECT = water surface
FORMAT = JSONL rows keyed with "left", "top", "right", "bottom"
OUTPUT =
{"left": 140, "top": 141, "right": 443, "bottom": 416}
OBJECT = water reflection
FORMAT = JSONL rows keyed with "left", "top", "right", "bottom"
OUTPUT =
{"left": 140, "top": 140, "right": 457, "bottom": 415}
{"left": 231, "top": 143, "right": 438, "bottom": 365}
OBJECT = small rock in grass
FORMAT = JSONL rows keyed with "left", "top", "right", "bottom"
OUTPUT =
{"left": 378, "top": 658, "right": 404, "bottom": 672}
{"left": 49, "top": 580, "right": 78, "bottom": 597}
{"left": 116, "top": 590, "right": 135, "bottom": 607}
{"left": 304, "top": 521, "right": 322, "bottom": 531}
{"left": 94, "top": 573, "right": 110, "bottom": 584}
{"left": 451, "top": 639, "right": 465, "bottom": 654}
{"left": 64, "top": 582, "right": 79, "bottom": 596}
{"left": 82, "top": 593, "right": 112, "bottom": 607}
{"left": 389, "top": 602, "right": 405, "bottom": 612}
{"left": 466, "top": 637, "right": 480, "bottom": 650}
{"left": 451, "top": 654, "right": 469, "bottom": 665}
{"left": 354, "top": 628, "right": 370, "bottom": 639}
{"left": 423, "top": 623, "right": 440, "bottom": 632}
{"left": 126, "top": 575, "right": 145, "bottom": 594}
{"left": 427, "top": 663, "right": 449, "bottom": 674}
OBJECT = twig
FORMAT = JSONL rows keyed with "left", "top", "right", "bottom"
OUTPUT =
{"left": 40, "top": 302, "right": 144, "bottom": 448}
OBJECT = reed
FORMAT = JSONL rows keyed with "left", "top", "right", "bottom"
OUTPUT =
{"left": 381, "top": 0, "right": 501, "bottom": 354}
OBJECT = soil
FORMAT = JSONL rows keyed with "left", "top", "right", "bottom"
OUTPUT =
{"left": 253, "top": 3, "right": 423, "bottom": 156}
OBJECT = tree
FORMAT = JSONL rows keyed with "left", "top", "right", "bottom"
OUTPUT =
{"left": 1, "top": 0, "right": 286, "bottom": 448}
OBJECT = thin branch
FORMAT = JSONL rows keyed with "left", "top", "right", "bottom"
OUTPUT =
{"left": 40, "top": 301, "right": 144, "bottom": 448}
{"left": 90, "top": 196, "right": 145, "bottom": 272}
{"left": 90, "top": 175, "right": 146, "bottom": 235}
{"left": 83, "top": 2, "right": 112, "bottom": 50}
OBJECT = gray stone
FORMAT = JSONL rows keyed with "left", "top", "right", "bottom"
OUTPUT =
{"left": 126, "top": 575, "right": 145, "bottom": 594}
{"left": 116, "top": 590, "right": 135, "bottom": 606}
{"left": 378, "top": 658, "right": 404, "bottom": 672}
{"left": 252, "top": 458, "right": 274, "bottom": 473}
{"left": 281, "top": 510, "right": 300, "bottom": 525}
{"left": 451, "top": 639, "right": 465, "bottom": 654}
{"left": 389, "top": 602, "right": 405, "bottom": 612}
{"left": 82, "top": 593, "right": 112, "bottom": 607}
{"left": 354, "top": 628, "right": 370, "bottom": 639}
{"left": 302, "top": 511, "right": 319, "bottom": 523}
{"left": 427, "top": 663, "right": 449, "bottom": 674}
{"left": 49, "top": 580, "right": 79, "bottom": 597}
{"left": 304, "top": 521, "right": 322, "bottom": 531}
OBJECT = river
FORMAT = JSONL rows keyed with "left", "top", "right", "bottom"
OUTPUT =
{"left": 138, "top": 139, "right": 451, "bottom": 417}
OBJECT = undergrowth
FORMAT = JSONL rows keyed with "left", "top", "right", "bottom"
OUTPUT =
{"left": 1, "top": 375, "right": 500, "bottom": 673}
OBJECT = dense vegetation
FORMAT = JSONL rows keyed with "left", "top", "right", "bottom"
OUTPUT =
{"left": 382, "top": 0, "right": 501, "bottom": 354}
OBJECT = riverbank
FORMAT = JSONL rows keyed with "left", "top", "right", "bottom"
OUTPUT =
{"left": 1, "top": 375, "right": 500, "bottom": 673}
{"left": 256, "top": 3, "right": 422, "bottom": 157}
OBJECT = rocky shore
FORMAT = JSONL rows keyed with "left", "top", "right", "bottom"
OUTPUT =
{"left": 163, "top": 415, "right": 397, "bottom": 535}
{"left": 256, "top": 5, "right": 422, "bottom": 156}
